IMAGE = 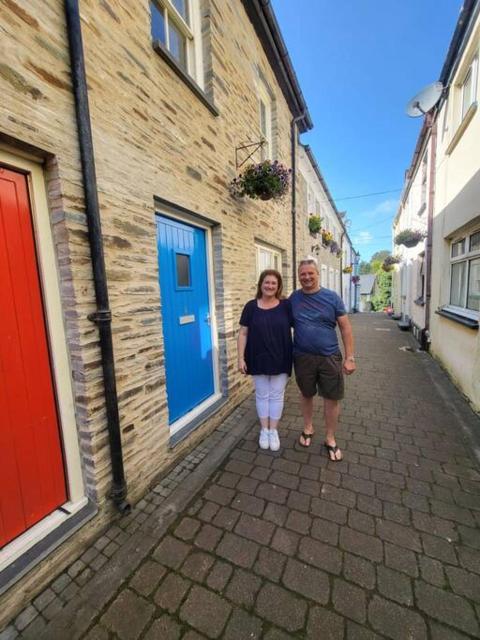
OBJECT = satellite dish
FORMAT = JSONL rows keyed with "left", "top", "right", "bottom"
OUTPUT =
{"left": 406, "top": 81, "right": 444, "bottom": 117}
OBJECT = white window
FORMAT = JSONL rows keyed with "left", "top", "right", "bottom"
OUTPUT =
{"left": 448, "top": 229, "right": 480, "bottom": 315}
{"left": 416, "top": 254, "right": 425, "bottom": 303}
{"left": 150, "top": 0, "right": 204, "bottom": 86}
{"left": 329, "top": 267, "right": 334, "bottom": 289}
{"left": 256, "top": 243, "right": 282, "bottom": 278}
{"left": 321, "top": 265, "right": 327, "bottom": 286}
{"left": 335, "top": 269, "right": 340, "bottom": 293}
{"left": 307, "top": 186, "right": 315, "bottom": 212}
{"left": 461, "top": 56, "right": 478, "bottom": 121}
{"left": 420, "top": 151, "right": 428, "bottom": 214}
{"left": 258, "top": 81, "right": 273, "bottom": 161}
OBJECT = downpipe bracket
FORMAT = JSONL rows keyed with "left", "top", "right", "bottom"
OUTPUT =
{"left": 87, "top": 309, "right": 112, "bottom": 324}
{"left": 110, "top": 484, "right": 131, "bottom": 515}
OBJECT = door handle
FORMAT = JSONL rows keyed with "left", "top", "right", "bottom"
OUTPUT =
{"left": 205, "top": 313, "right": 211, "bottom": 326}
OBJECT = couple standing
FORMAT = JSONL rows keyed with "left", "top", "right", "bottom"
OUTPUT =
{"left": 237, "top": 258, "right": 356, "bottom": 460}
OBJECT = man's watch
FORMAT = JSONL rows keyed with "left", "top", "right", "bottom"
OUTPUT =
{"left": 346, "top": 356, "right": 356, "bottom": 362}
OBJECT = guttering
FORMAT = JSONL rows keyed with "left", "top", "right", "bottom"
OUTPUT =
{"left": 241, "top": 0, "right": 313, "bottom": 132}
{"left": 64, "top": 0, "right": 130, "bottom": 514}
{"left": 439, "top": 0, "right": 479, "bottom": 91}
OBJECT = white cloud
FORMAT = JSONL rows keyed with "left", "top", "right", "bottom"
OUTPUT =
{"left": 353, "top": 231, "right": 373, "bottom": 245}
{"left": 373, "top": 199, "right": 398, "bottom": 215}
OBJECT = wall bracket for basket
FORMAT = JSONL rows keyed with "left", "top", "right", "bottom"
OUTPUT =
{"left": 235, "top": 139, "right": 266, "bottom": 170}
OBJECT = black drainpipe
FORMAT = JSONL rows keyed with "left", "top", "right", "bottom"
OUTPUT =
{"left": 65, "top": 0, "right": 130, "bottom": 514}
{"left": 291, "top": 114, "right": 305, "bottom": 289}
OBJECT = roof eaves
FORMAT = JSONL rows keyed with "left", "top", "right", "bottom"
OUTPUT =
{"left": 241, "top": 0, "right": 314, "bottom": 133}
{"left": 439, "top": 0, "right": 479, "bottom": 88}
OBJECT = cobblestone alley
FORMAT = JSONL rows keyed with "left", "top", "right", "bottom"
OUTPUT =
{"left": 4, "top": 313, "right": 480, "bottom": 640}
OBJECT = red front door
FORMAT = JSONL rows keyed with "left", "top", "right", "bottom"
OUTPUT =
{"left": 0, "top": 167, "right": 67, "bottom": 548}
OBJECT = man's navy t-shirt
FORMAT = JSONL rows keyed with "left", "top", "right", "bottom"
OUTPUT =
{"left": 289, "top": 288, "right": 346, "bottom": 356}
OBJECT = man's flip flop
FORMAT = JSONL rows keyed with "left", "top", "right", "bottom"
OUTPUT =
{"left": 324, "top": 443, "right": 343, "bottom": 461}
{"left": 299, "top": 432, "right": 314, "bottom": 448}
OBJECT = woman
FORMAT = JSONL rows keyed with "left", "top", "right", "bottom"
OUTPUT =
{"left": 237, "top": 269, "right": 293, "bottom": 451}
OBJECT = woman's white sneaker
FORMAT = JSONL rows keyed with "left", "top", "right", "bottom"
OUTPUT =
{"left": 259, "top": 428, "right": 270, "bottom": 450}
{"left": 269, "top": 429, "right": 280, "bottom": 451}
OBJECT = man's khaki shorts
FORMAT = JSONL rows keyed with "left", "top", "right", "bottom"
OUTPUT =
{"left": 294, "top": 352, "right": 344, "bottom": 400}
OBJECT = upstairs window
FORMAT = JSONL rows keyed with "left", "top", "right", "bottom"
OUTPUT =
{"left": 461, "top": 56, "right": 478, "bottom": 121}
{"left": 150, "top": 0, "right": 204, "bottom": 87}
{"left": 420, "top": 151, "right": 428, "bottom": 214}
{"left": 258, "top": 81, "right": 273, "bottom": 161}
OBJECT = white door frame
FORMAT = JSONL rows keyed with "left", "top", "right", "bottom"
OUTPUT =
{"left": 0, "top": 147, "right": 86, "bottom": 571}
{"left": 154, "top": 203, "right": 221, "bottom": 436}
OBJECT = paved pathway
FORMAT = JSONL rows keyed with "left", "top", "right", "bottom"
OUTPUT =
{"left": 3, "top": 313, "right": 480, "bottom": 639}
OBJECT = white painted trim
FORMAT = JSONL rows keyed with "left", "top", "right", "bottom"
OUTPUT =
{"left": 169, "top": 392, "right": 223, "bottom": 436}
{"left": 154, "top": 204, "right": 221, "bottom": 427}
{"left": 0, "top": 498, "right": 88, "bottom": 573}
{"left": 0, "top": 148, "right": 85, "bottom": 508}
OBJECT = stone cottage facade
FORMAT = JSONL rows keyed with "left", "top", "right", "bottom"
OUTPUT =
{"left": 0, "top": 0, "right": 312, "bottom": 623}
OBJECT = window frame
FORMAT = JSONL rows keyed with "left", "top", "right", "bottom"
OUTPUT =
{"left": 461, "top": 55, "right": 478, "bottom": 121}
{"left": 257, "top": 80, "right": 274, "bottom": 161}
{"left": 445, "top": 227, "right": 480, "bottom": 320}
{"left": 150, "top": 0, "right": 205, "bottom": 90}
{"left": 419, "top": 151, "right": 428, "bottom": 214}
{"left": 445, "top": 51, "right": 478, "bottom": 155}
{"left": 255, "top": 242, "right": 282, "bottom": 279}
{"left": 321, "top": 264, "right": 327, "bottom": 287}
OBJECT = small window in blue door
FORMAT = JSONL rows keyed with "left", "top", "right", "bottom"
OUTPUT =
{"left": 175, "top": 252, "right": 191, "bottom": 288}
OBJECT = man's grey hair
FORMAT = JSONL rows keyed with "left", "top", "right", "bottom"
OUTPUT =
{"left": 298, "top": 256, "right": 319, "bottom": 272}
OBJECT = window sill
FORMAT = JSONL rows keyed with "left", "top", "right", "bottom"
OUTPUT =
{"left": 445, "top": 101, "right": 477, "bottom": 155}
{"left": 152, "top": 41, "right": 219, "bottom": 117}
{"left": 436, "top": 307, "right": 479, "bottom": 329}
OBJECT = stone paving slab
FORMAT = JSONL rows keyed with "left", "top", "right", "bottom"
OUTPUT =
{"left": 2, "top": 313, "right": 480, "bottom": 639}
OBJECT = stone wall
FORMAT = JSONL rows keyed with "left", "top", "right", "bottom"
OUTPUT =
{"left": 0, "top": 0, "right": 299, "bottom": 621}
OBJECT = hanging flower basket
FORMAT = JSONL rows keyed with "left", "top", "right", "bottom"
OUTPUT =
{"left": 394, "top": 229, "right": 426, "bottom": 248}
{"left": 382, "top": 255, "right": 401, "bottom": 272}
{"left": 308, "top": 214, "right": 322, "bottom": 235}
{"left": 343, "top": 265, "right": 353, "bottom": 274}
{"left": 352, "top": 275, "right": 360, "bottom": 284}
{"left": 321, "top": 229, "right": 333, "bottom": 246}
{"left": 329, "top": 241, "right": 341, "bottom": 258}
{"left": 230, "top": 160, "right": 291, "bottom": 200}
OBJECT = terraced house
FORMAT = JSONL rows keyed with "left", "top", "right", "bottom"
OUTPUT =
{"left": 392, "top": 0, "right": 480, "bottom": 411}
{"left": 297, "top": 144, "right": 357, "bottom": 311}
{"left": 0, "top": 0, "right": 318, "bottom": 624}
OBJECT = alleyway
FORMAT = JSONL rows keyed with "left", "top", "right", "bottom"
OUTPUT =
{"left": 5, "top": 313, "right": 480, "bottom": 640}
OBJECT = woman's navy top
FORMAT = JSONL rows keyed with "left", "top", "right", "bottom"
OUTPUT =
{"left": 239, "top": 299, "right": 293, "bottom": 376}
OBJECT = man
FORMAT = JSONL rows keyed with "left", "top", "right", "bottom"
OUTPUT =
{"left": 290, "top": 258, "right": 356, "bottom": 461}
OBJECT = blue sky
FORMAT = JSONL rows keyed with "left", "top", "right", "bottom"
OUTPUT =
{"left": 271, "top": 0, "right": 463, "bottom": 262}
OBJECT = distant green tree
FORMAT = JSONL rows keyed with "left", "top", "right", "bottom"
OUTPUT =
{"left": 371, "top": 259, "right": 383, "bottom": 274}
{"left": 371, "top": 271, "right": 392, "bottom": 311}
{"left": 359, "top": 261, "right": 372, "bottom": 274}
{"left": 370, "top": 250, "right": 390, "bottom": 263}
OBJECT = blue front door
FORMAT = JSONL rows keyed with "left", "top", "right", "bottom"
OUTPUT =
{"left": 156, "top": 215, "right": 215, "bottom": 424}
